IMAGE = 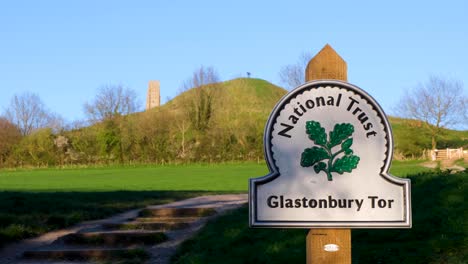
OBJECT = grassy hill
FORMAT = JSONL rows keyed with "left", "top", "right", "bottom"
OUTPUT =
{"left": 163, "top": 78, "right": 466, "bottom": 159}
{"left": 130, "top": 78, "right": 468, "bottom": 160}
{"left": 7, "top": 78, "right": 466, "bottom": 167}
{"left": 145, "top": 78, "right": 288, "bottom": 162}
{"left": 164, "top": 78, "right": 287, "bottom": 127}
{"left": 389, "top": 117, "right": 468, "bottom": 157}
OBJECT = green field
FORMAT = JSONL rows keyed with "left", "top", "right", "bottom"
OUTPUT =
{"left": 0, "top": 163, "right": 267, "bottom": 192}
{"left": 0, "top": 161, "right": 428, "bottom": 192}
{"left": 0, "top": 161, "right": 437, "bottom": 250}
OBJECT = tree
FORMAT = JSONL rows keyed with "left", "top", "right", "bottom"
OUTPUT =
{"left": 67, "top": 125, "right": 100, "bottom": 164}
{"left": 47, "top": 112, "right": 66, "bottom": 134}
{"left": 278, "top": 52, "right": 313, "bottom": 90}
{"left": 175, "top": 112, "right": 191, "bottom": 159}
{"left": 4, "top": 92, "right": 55, "bottom": 136}
{"left": 83, "top": 85, "right": 139, "bottom": 163}
{"left": 396, "top": 76, "right": 467, "bottom": 149}
{"left": 180, "top": 66, "right": 220, "bottom": 131}
{"left": 183, "top": 66, "right": 220, "bottom": 90}
{"left": 0, "top": 117, "right": 22, "bottom": 166}
{"left": 13, "top": 128, "right": 56, "bottom": 167}
{"left": 83, "top": 84, "right": 139, "bottom": 123}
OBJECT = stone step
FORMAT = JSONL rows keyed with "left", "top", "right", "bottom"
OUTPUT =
{"left": 139, "top": 207, "right": 216, "bottom": 217}
{"left": 60, "top": 231, "right": 167, "bottom": 246}
{"left": 135, "top": 216, "right": 200, "bottom": 222}
{"left": 23, "top": 247, "right": 149, "bottom": 261}
{"left": 102, "top": 221, "right": 191, "bottom": 231}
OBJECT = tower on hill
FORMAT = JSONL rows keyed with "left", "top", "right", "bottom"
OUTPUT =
{"left": 146, "top": 80, "right": 160, "bottom": 110}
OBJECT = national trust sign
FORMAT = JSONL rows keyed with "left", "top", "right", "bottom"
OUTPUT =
{"left": 249, "top": 80, "right": 412, "bottom": 228}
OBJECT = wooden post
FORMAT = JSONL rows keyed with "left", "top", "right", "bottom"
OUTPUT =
{"left": 305, "top": 44, "right": 351, "bottom": 264}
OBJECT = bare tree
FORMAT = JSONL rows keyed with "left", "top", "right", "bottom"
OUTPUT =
{"left": 180, "top": 66, "right": 220, "bottom": 131}
{"left": 4, "top": 92, "right": 53, "bottom": 136}
{"left": 175, "top": 116, "right": 190, "bottom": 158}
{"left": 47, "top": 112, "right": 66, "bottom": 134}
{"left": 83, "top": 85, "right": 139, "bottom": 163}
{"left": 396, "top": 76, "right": 467, "bottom": 149}
{"left": 278, "top": 52, "right": 313, "bottom": 90}
{"left": 84, "top": 84, "right": 139, "bottom": 122}
{"left": 181, "top": 66, "right": 220, "bottom": 92}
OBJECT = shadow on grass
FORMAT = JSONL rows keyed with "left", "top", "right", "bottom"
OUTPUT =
{"left": 353, "top": 169, "right": 467, "bottom": 264}
{"left": 0, "top": 190, "right": 217, "bottom": 249}
{"left": 172, "top": 170, "right": 467, "bottom": 264}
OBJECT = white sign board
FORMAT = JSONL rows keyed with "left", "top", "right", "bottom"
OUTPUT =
{"left": 249, "top": 80, "right": 411, "bottom": 228}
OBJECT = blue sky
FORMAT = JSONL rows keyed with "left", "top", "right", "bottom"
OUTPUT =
{"left": 0, "top": 0, "right": 466, "bottom": 124}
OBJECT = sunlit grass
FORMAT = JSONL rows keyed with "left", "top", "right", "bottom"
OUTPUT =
{"left": 172, "top": 170, "right": 467, "bottom": 264}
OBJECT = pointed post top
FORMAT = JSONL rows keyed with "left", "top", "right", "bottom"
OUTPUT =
{"left": 305, "top": 44, "right": 347, "bottom": 82}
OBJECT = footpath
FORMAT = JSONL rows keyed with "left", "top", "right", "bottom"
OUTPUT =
{"left": 0, "top": 194, "right": 248, "bottom": 264}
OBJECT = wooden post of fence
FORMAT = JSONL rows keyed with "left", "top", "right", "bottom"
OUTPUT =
{"left": 305, "top": 44, "right": 351, "bottom": 264}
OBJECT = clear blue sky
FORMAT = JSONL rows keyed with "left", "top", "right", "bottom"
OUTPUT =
{"left": 0, "top": 0, "right": 467, "bottom": 124}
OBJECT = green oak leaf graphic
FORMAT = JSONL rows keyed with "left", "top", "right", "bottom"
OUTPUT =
{"left": 301, "top": 147, "right": 329, "bottom": 167}
{"left": 300, "top": 121, "right": 360, "bottom": 181}
{"left": 329, "top": 123, "right": 354, "bottom": 148}
{"left": 306, "top": 121, "right": 327, "bottom": 146}
{"left": 332, "top": 155, "right": 360, "bottom": 174}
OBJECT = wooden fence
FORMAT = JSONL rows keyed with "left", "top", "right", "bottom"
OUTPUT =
{"left": 430, "top": 148, "right": 467, "bottom": 161}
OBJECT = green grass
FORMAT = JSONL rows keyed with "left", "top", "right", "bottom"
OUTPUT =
{"left": 0, "top": 161, "right": 427, "bottom": 192}
{"left": 0, "top": 161, "right": 434, "bottom": 249}
{"left": 172, "top": 170, "right": 467, "bottom": 264}
{"left": 0, "top": 163, "right": 267, "bottom": 192}
{"left": 389, "top": 159, "right": 433, "bottom": 176}
{"left": 454, "top": 158, "right": 468, "bottom": 168}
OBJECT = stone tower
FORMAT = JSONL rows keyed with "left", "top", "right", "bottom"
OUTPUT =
{"left": 145, "top": 80, "right": 160, "bottom": 110}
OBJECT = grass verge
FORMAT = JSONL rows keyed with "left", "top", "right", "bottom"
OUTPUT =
{"left": 172, "top": 170, "right": 467, "bottom": 264}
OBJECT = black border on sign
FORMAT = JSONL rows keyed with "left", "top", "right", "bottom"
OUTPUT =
{"left": 249, "top": 80, "right": 412, "bottom": 228}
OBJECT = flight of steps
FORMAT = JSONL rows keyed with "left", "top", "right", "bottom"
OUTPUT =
{"left": 21, "top": 207, "right": 216, "bottom": 263}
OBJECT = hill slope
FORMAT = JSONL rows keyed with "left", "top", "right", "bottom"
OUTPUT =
{"left": 165, "top": 78, "right": 466, "bottom": 156}
{"left": 164, "top": 78, "right": 287, "bottom": 121}
{"left": 156, "top": 78, "right": 466, "bottom": 159}
{"left": 141, "top": 78, "right": 288, "bottom": 161}
{"left": 389, "top": 117, "right": 468, "bottom": 157}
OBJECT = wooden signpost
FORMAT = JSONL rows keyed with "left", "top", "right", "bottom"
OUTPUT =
{"left": 305, "top": 45, "right": 351, "bottom": 264}
{"left": 249, "top": 45, "right": 411, "bottom": 263}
